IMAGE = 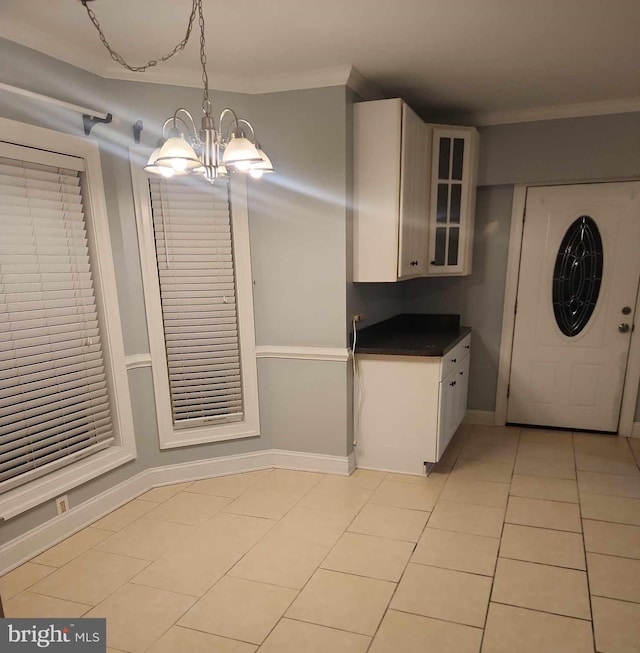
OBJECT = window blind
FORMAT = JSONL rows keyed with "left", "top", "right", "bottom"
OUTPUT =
{"left": 0, "top": 155, "right": 114, "bottom": 493}
{"left": 148, "top": 177, "right": 243, "bottom": 427}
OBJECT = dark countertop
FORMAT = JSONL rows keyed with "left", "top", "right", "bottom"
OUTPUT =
{"left": 353, "top": 314, "right": 471, "bottom": 357}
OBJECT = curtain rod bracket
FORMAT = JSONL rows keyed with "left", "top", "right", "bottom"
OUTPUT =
{"left": 83, "top": 112, "right": 112, "bottom": 136}
{"left": 133, "top": 120, "right": 143, "bottom": 144}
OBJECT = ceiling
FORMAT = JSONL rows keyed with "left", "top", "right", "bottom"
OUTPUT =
{"left": 2, "top": 0, "right": 640, "bottom": 124}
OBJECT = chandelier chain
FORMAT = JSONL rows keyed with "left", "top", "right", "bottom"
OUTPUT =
{"left": 198, "top": 0, "right": 211, "bottom": 116}
{"left": 80, "top": 0, "right": 199, "bottom": 73}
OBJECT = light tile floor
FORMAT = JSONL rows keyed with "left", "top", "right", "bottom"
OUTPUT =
{"left": 2, "top": 425, "right": 640, "bottom": 652}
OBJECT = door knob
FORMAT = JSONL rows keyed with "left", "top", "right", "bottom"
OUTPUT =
{"left": 622, "top": 306, "right": 632, "bottom": 315}
{"left": 619, "top": 323, "right": 630, "bottom": 333}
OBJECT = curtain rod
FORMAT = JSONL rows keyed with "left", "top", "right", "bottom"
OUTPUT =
{"left": 0, "top": 82, "right": 109, "bottom": 119}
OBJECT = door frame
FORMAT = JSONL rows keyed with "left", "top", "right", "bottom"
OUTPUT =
{"left": 495, "top": 183, "right": 640, "bottom": 436}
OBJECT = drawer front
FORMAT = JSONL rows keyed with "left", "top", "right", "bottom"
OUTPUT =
{"left": 437, "top": 354, "right": 470, "bottom": 460}
{"left": 440, "top": 333, "right": 471, "bottom": 380}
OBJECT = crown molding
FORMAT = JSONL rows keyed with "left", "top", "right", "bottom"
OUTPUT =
{"left": 106, "top": 63, "right": 356, "bottom": 95}
{"left": 470, "top": 96, "right": 640, "bottom": 126}
{"left": 0, "top": 21, "right": 357, "bottom": 96}
{"left": 4, "top": 23, "right": 640, "bottom": 122}
{"left": 347, "top": 68, "right": 385, "bottom": 101}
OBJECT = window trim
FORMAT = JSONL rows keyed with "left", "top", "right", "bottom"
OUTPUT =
{"left": 0, "top": 117, "right": 136, "bottom": 520}
{"left": 129, "top": 149, "right": 260, "bottom": 449}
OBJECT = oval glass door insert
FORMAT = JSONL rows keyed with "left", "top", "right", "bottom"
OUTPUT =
{"left": 552, "top": 215, "right": 603, "bottom": 336}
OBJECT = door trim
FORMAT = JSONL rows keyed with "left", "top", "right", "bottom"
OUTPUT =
{"left": 495, "top": 183, "right": 640, "bottom": 436}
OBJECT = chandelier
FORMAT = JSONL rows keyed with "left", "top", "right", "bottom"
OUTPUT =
{"left": 80, "top": 0, "right": 273, "bottom": 182}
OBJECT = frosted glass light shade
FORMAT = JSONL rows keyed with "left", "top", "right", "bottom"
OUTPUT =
{"left": 154, "top": 136, "right": 202, "bottom": 172}
{"left": 145, "top": 146, "right": 191, "bottom": 177}
{"left": 222, "top": 135, "right": 261, "bottom": 170}
{"left": 248, "top": 148, "right": 274, "bottom": 179}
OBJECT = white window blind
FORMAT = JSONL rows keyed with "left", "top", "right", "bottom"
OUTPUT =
{"left": 0, "top": 155, "right": 114, "bottom": 493}
{"left": 148, "top": 177, "right": 244, "bottom": 427}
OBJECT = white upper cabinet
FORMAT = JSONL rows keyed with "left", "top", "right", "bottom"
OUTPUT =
{"left": 353, "top": 98, "right": 431, "bottom": 282}
{"left": 427, "top": 126, "right": 479, "bottom": 276}
{"left": 353, "top": 99, "right": 479, "bottom": 282}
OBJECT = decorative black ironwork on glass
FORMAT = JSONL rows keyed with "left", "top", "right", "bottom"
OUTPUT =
{"left": 552, "top": 215, "right": 603, "bottom": 336}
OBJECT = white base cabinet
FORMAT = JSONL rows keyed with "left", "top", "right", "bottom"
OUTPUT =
{"left": 354, "top": 334, "right": 470, "bottom": 475}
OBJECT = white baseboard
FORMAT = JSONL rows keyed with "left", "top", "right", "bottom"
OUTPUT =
{"left": 632, "top": 422, "right": 640, "bottom": 438}
{"left": 270, "top": 449, "right": 352, "bottom": 475}
{"left": 464, "top": 410, "right": 496, "bottom": 425}
{"left": 0, "top": 448, "right": 351, "bottom": 576}
{"left": 347, "top": 452, "right": 357, "bottom": 474}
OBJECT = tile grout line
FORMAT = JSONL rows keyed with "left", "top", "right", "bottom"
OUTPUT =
{"left": 361, "top": 427, "right": 470, "bottom": 651}
{"left": 233, "top": 468, "right": 389, "bottom": 649}
{"left": 573, "top": 430, "right": 598, "bottom": 653}
{"left": 479, "top": 425, "right": 522, "bottom": 652}
{"left": 139, "top": 468, "right": 328, "bottom": 651}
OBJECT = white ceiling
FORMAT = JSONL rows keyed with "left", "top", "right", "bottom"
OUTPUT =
{"left": 2, "top": 0, "right": 640, "bottom": 124}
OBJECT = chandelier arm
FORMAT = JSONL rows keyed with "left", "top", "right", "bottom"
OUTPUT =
{"left": 236, "top": 119, "right": 257, "bottom": 141}
{"left": 218, "top": 108, "right": 240, "bottom": 139}
{"left": 80, "top": 0, "right": 199, "bottom": 73}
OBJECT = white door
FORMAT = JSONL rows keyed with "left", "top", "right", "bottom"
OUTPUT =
{"left": 508, "top": 182, "right": 640, "bottom": 432}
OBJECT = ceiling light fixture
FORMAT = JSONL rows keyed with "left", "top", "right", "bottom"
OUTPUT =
{"left": 80, "top": 0, "right": 273, "bottom": 182}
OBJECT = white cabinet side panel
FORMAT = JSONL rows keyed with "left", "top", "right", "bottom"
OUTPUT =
{"left": 355, "top": 355, "right": 440, "bottom": 474}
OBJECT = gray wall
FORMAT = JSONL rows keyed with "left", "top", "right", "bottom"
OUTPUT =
{"left": 403, "top": 186, "right": 514, "bottom": 411}
{"left": 0, "top": 39, "right": 352, "bottom": 545}
{"left": 479, "top": 112, "right": 640, "bottom": 187}
{"left": 404, "top": 112, "right": 640, "bottom": 418}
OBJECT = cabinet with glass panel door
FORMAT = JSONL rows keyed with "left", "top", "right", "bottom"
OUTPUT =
{"left": 426, "top": 126, "right": 479, "bottom": 276}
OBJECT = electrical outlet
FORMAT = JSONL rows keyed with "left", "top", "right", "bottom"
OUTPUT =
{"left": 353, "top": 314, "right": 366, "bottom": 323}
{"left": 55, "top": 495, "right": 69, "bottom": 515}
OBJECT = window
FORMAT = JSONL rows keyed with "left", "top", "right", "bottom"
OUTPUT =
{"left": 130, "top": 157, "right": 259, "bottom": 449}
{"left": 552, "top": 215, "right": 603, "bottom": 337}
{"left": 0, "top": 118, "right": 135, "bottom": 520}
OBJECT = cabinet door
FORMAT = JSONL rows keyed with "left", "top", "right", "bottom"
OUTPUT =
{"left": 353, "top": 99, "right": 404, "bottom": 282}
{"left": 397, "top": 106, "right": 430, "bottom": 279}
{"left": 453, "top": 355, "right": 470, "bottom": 434}
{"left": 436, "top": 367, "right": 458, "bottom": 460}
{"left": 427, "top": 127, "right": 478, "bottom": 276}
{"left": 436, "top": 355, "right": 470, "bottom": 460}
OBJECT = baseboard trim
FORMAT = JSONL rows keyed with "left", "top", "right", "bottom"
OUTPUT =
{"left": 0, "top": 448, "right": 352, "bottom": 575}
{"left": 270, "top": 449, "right": 352, "bottom": 475}
{"left": 464, "top": 410, "right": 496, "bottom": 425}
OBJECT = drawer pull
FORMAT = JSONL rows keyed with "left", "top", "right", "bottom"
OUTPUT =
{"left": 449, "top": 380, "right": 456, "bottom": 387}
{"left": 451, "top": 358, "right": 457, "bottom": 363}
{"left": 464, "top": 345, "right": 470, "bottom": 349}
{"left": 459, "top": 371, "right": 464, "bottom": 376}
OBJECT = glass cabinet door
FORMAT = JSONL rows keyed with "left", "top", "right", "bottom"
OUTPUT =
{"left": 428, "top": 127, "right": 477, "bottom": 276}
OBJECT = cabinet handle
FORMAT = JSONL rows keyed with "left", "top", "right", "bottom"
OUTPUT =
{"left": 459, "top": 371, "right": 464, "bottom": 376}
{"left": 464, "top": 345, "right": 470, "bottom": 349}
{"left": 451, "top": 358, "right": 457, "bottom": 363}
{"left": 449, "top": 381, "right": 457, "bottom": 387}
